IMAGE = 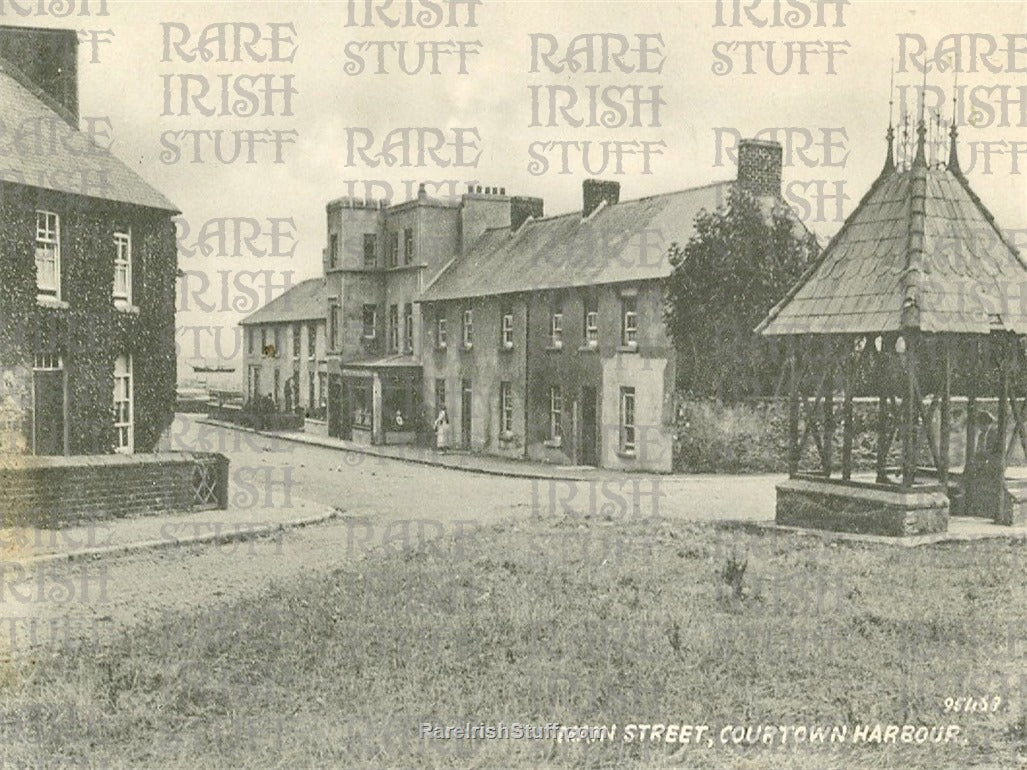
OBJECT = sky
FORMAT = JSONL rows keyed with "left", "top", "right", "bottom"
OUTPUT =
{"left": 5, "top": 0, "right": 1027, "bottom": 380}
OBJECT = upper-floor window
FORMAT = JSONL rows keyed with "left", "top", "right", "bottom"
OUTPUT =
{"left": 387, "top": 231, "right": 399, "bottom": 267}
{"left": 35, "top": 211, "right": 60, "bottom": 298}
{"left": 362, "top": 304, "right": 377, "bottom": 339}
{"left": 248, "top": 327, "right": 256, "bottom": 355}
{"left": 550, "top": 308, "right": 563, "bottom": 348}
{"left": 261, "top": 327, "right": 269, "bottom": 355}
{"left": 308, "top": 322, "right": 317, "bottom": 358}
{"left": 622, "top": 295, "right": 638, "bottom": 346}
{"left": 330, "top": 302, "right": 341, "bottom": 351}
{"left": 404, "top": 227, "right": 414, "bottom": 265}
{"left": 274, "top": 327, "right": 282, "bottom": 357}
{"left": 437, "top": 316, "right": 448, "bottom": 348}
{"left": 388, "top": 304, "right": 399, "bottom": 352}
{"left": 500, "top": 306, "right": 514, "bottom": 349}
{"left": 403, "top": 303, "right": 414, "bottom": 353}
{"left": 113, "top": 225, "right": 131, "bottom": 303}
{"left": 462, "top": 309, "right": 473, "bottom": 348}
{"left": 584, "top": 295, "right": 598, "bottom": 346}
{"left": 363, "top": 233, "right": 377, "bottom": 268}
{"left": 329, "top": 234, "right": 339, "bottom": 269}
{"left": 292, "top": 324, "right": 302, "bottom": 359}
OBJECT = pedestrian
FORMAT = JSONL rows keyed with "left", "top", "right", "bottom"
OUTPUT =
{"left": 433, "top": 406, "right": 450, "bottom": 451}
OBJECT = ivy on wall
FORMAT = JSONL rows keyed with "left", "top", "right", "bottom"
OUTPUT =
{"left": 0, "top": 183, "right": 177, "bottom": 455}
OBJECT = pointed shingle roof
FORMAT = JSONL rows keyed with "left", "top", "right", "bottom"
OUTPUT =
{"left": 759, "top": 140, "right": 1026, "bottom": 336}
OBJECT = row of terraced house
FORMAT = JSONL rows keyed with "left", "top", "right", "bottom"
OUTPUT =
{"left": 240, "top": 140, "right": 795, "bottom": 472}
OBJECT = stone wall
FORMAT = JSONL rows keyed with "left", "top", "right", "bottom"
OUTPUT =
{"left": 0, "top": 452, "right": 229, "bottom": 528}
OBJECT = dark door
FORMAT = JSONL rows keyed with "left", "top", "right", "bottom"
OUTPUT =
{"left": 33, "top": 369, "right": 64, "bottom": 455}
{"left": 580, "top": 386, "right": 598, "bottom": 466}
{"left": 328, "top": 375, "right": 346, "bottom": 438}
{"left": 461, "top": 379, "right": 472, "bottom": 448}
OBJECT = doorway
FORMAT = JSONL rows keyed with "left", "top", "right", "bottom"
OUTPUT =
{"left": 32, "top": 354, "right": 65, "bottom": 455}
{"left": 580, "top": 386, "right": 598, "bottom": 466}
{"left": 461, "top": 379, "right": 472, "bottom": 449}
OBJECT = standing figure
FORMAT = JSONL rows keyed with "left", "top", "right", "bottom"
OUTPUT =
{"left": 433, "top": 406, "right": 451, "bottom": 451}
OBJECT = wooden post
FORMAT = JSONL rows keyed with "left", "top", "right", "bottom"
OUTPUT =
{"left": 842, "top": 338, "right": 855, "bottom": 480}
{"left": 939, "top": 336, "right": 951, "bottom": 487}
{"left": 965, "top": 338, "right": 979, "bottom": 472}
{"left": 997, "top": 338, "right": 1009, "bottom": 476}
{"left": 902, "top": 334, "right": 918, "bottom": 488}
{"left": 822, "top": 340, "right": 835, "bottom": 477}
{"left": 875, "top": 342, "right": 890, "bottom": 484}
{"left": 788, "top": 337, "right": 799, "bottom": 477}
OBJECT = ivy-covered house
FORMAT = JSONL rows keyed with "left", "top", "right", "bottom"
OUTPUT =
{"left": 0, "top": 26, "right": 179, "bottom": 455}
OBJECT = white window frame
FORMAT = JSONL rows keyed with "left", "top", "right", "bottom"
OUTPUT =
{"left": 403, "top": 304, "right": 414, "bottom": 353}
{"left": 550, "top": 311, "right": 563, "bottom": 348}
{"left": 549, "top": 386, "right": 562, "bottom": 443}
{"left": 114, "top": 354, "right": 133, "bottom": 454}
{"left": 500, "top": 381, "right": 513, "bottom": 435}
{"left": 388, "top": 304, "right": 399, "bottom": 352}
{"left": 622, "top": 297, "right": 638, "bottom": 346}
{"left": 585, "top": 310, "right": 599, "bottom": 345}
{"left": 501, "top": 310, "right": 514, "bottom": 349}
{"left": 620, "top": 386, "right": 636, "bottom": 454}
{"left": 35, "top": 210, "right": 60, "bottom": 299}
{"left": 362, "top": 304, "right": 377, "bottom": 340}
{"left": 113, "top": 225, "right": 131, "bottom": 304}
{"left": 437, "top": 316, "right": 448, "bottom": 349}
{"left": 462, "top": 309, "right": 473, "bottom": 348}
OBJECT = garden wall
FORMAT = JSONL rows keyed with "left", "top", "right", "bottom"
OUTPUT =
{"left": 673, "top": 397, "right": 1012, "bottom": 474}
{"left": 0, "top": 452, "right": 229, "bottom": 528}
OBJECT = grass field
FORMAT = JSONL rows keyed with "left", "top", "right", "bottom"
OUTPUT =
{"left": 2, "top": 514, "right": 1026, "bottom": 768}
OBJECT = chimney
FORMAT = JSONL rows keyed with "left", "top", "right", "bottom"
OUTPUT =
{"left": 511, "top": 196, "right": 544, "bottom": 230}
{"left": 736, "top": 139, "right": 783, "bottom": 197}
{"left": 582, "top": 179, "right": 620, "bottom": 218}
{"left": 0, "top": 26, "right": 78, "bottom": 127}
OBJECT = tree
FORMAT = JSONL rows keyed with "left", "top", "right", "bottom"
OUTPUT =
{"left": 664, "top": 186, "right": 819, "bottom": 401}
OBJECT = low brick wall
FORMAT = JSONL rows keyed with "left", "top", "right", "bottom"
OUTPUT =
{"left": 776, "top": 476, "right": 949, "bottom": 537}
{"left": 0, "top": 452, "right": 229, "bottom": 528}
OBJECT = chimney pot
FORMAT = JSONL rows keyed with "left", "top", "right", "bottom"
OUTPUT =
{"left": 582, "top": 179, "right": 620, "bottom": 218}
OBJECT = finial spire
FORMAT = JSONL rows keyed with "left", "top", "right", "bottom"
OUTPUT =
{"left": 884, "top": 62, "right": 895, "bottom": 173}
{"left": 949, "top": 71, "right": 961, "bottom": 173}
{"left": 913, "top": 64, "right": 928, "bottom": 168}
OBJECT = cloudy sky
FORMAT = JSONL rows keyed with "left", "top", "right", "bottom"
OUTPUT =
{"left": 7, "top": 0, "right": 1026, "bottom": 375}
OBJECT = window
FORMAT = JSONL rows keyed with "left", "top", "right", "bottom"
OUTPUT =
{"left": 274, "top": 327, "right": 282, "bottom": 357}
{"left": 549, "top": 386, "right": 562, "bottom": 443}
{"left": 550, "top": 308, "right": 563, "bottom": 348}
{"left": 329, "top": 233, "right": 339, "bottom": 268}
{"left": 437, "top": 316, "right": 448, "bottom": 348}
{"left": 500, "top": 381, "right": 513, "bottom": 434}
{"left": 35, "top": 211, "right": 60, "bottom": 298}
{"left": 404, "top": 227, "right": 414, "bottom": 265}
{"left": 388, "top": 304, "right": 399, "bottom": 352}
{"left": 584, "top": 295, "right": 598, "bottom": 346}
{"left": 292, "top": 324, "right": 301, "bottom": 359}
{"left": 622, "top": 296, "right": 638, "bottom": 346}
{"left": 261, "top": 327, "right": 268, "bottom": 355}
{"left": 273, "top": 368, "right": 281, "bottom": 404}
{"left": 113, "top": 225, "right": 131, "bottom": 303}
{"left": 500, "top": 306, "right": 513, "bottom": 349}
{"left": 308, "top": 322, "right": 317, "bottom": 358}
{"left": 362, "top": 304, "right": 377, "bottom": 339}
{"left": 352, "top": 382, "right": 372, "bottom": 429}
{"left": 462, "top": 309, "right": 473, "bottom": 348}
{"left": 403, "top": 303, "right": 413, "bottom": 352}
{"left": 387, "top": 231, "right": 399, "bottom": 267}
{"left": 620, "top": 387, "right": 636, "bottom": 453}
{"left": 318, "top": 372, "right": 327, "bottom": 407}
{"left": 248, "top": 328, "right": 256, "bottom": 355}
{"left": 363, "top": 233, "right": 376, "bottom": 268}
{"left": 113, "top": 354, "right": 133, "bottom": 453}
{"left": 329, "top": 302, "right": 340, "bottom": 351}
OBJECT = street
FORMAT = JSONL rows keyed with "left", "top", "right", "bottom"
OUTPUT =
{"left": 1, "top": 416, "right": 777, "bottom": 658}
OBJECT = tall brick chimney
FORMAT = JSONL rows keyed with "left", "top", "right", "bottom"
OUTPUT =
{"left": 582, "top": 179, "right": 620, "bottom": 217}
{"left": 0, "top": 26, "right": 79, "bottom": 127}
{"left": 736, "top": 139, "right": 782, "bottom": 197}
{"left": 511, "top": 196, "right": 543, "bottom": 230}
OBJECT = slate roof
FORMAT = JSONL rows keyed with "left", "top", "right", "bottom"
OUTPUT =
{"left": 759, "top": 145, "right": 1027, "bottom": 336}
{"left": 240, "top": 277, "right": 326, "bottom": 325}
{"left": 0, "top": 59, "right": 178, "bottom": 212}
{"left": 421, "top": 181, "right": 739, "bottom": 301}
